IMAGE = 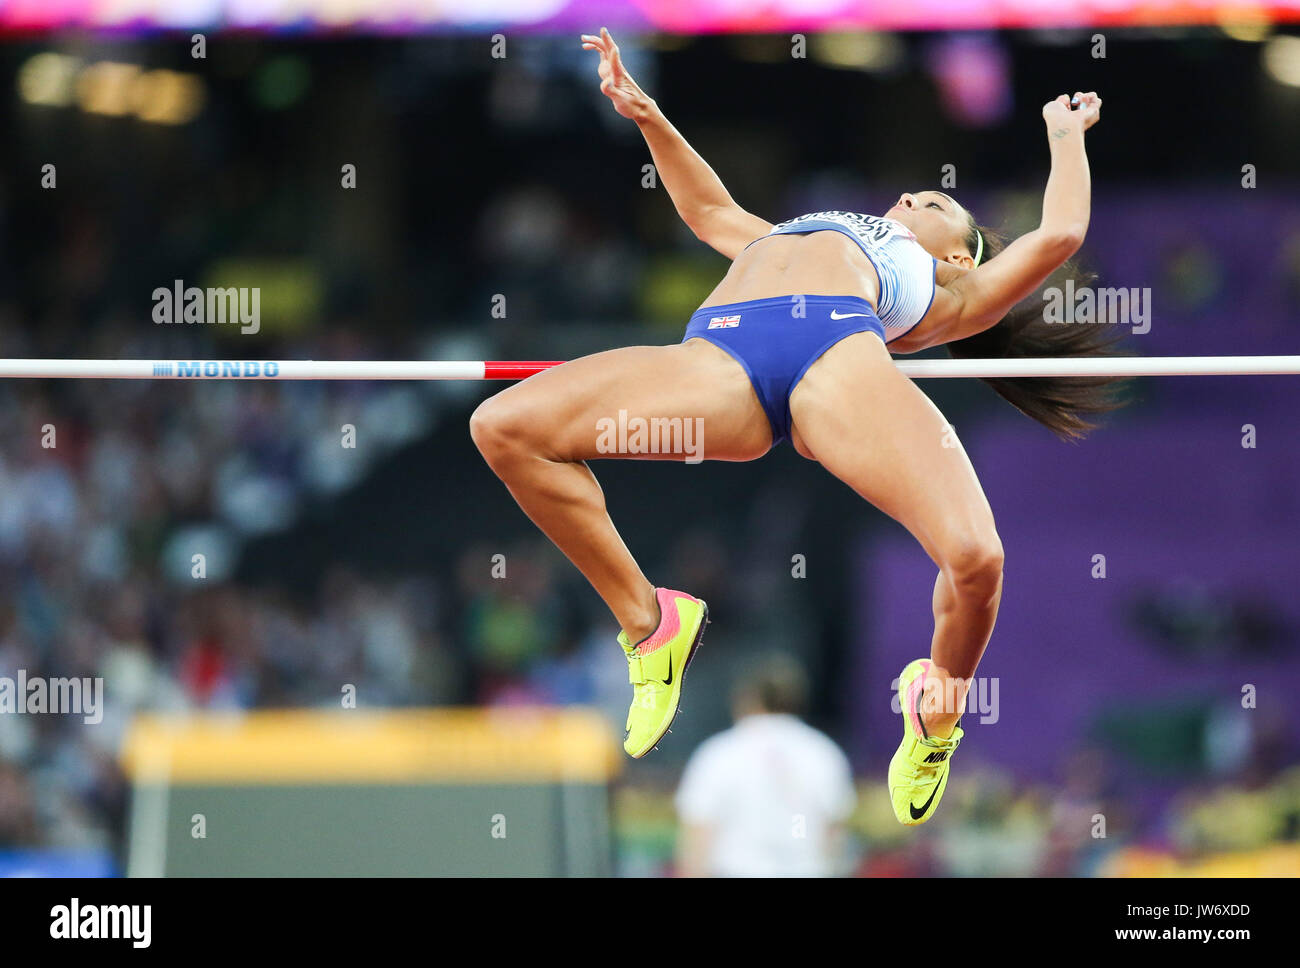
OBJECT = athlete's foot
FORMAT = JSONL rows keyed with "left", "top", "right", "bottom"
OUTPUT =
{"left": 888, "top": 658, "right": 964, "bottom": 825}
{"left": 923, "top": 712, "right": 960, "bottom": 740}
{"left": 619, "top": 587, "right": 708, "bottom": 758}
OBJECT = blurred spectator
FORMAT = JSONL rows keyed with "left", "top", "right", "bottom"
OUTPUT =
{"left": 0, "top": 758, "right": 38, "bottom": 845}
{"left": 674, "top": 654, "right": 856, "bottom": 877}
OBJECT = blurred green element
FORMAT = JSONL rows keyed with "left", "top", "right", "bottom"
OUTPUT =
{"left": 612, "top": 783, "right": 679, "bottom": 876}
{"left": 1088, "top": 698, "right": 1209, "bottom": 775}
{"left": 1174, "top": 787, "right": 1289, "bottom": 853}
{"left": 1161, "top": 242, "right": 1223, "bottom": 310}
{"left": 465, "top": 594, "right": 552, "bottom": 672}
{"left": 203, "top": 258, "right": 322, "bottom": 336}
{"left": 252, "top": 56, "right": 311, "bottom": 111}
{"left": 637, "top": 254, "right": 731, "bottom": 333}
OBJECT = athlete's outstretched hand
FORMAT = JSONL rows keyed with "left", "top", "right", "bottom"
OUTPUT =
{"left": 1043, "top": 92, "right": 1102, "bottom": 132}
{"left": 582, "top": 27, "right": 652, "bottom": 121}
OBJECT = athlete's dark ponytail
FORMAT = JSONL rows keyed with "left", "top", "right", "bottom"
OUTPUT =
{"left": 946, "top": 222, "right": 1129, "bottom": 440}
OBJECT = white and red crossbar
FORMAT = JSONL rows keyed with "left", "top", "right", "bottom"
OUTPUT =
{"left": 0, "top": 357, "right": 1298, "bottom": 380}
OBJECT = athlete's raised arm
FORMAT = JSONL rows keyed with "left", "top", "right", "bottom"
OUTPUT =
{"left": 582, "top": 28, "right": 772, "bottom": 260}
{"left": 930, "top": 92, "right": 1101, "bottom": 343}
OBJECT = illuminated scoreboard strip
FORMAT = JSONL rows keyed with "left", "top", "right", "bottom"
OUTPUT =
{"left": 1, "top": 0, "right": 1298, "bottom": 32}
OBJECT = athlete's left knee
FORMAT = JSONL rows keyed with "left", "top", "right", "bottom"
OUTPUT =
{"left": 940, "top": 530, "right": 1004, "bottom": 604}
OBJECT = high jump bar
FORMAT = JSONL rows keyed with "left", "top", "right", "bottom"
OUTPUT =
{"left": 0, "top": 357, "right": 1298, "bottom": 380}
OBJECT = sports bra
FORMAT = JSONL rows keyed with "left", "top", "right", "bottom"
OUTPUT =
{"left": 746, "top": 211, "right": 938, "bottom": 340}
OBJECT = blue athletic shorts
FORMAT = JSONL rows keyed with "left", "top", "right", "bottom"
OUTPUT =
{"left": 682, "top": 294, "right": 887, "bottom": 446}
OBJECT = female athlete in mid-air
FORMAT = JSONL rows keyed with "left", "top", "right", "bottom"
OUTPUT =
{"left": 472, "top": 28, "right": 1118, "bottom": 824}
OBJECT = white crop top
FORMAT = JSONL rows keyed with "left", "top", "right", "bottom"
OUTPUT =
{"left": 750, "top": 211, "right": 938, "bottom": 340}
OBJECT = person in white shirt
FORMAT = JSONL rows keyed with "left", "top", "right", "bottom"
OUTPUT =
{"left": 674, "top": 655, "right": 857, "bottom": 877}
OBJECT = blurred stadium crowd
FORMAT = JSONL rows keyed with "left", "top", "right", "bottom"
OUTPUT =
{"left": 0, "top": 30, "right": 1298, "bottom": 874}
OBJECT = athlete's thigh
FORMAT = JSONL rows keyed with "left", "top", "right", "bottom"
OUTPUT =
{"left": 788, "top": 332, "right": 996, "bottom": 559}
{"left": 479, "top": 339, "right": 772, "bottom": 462}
